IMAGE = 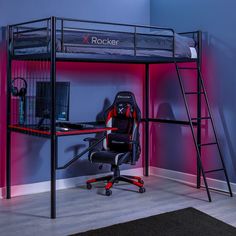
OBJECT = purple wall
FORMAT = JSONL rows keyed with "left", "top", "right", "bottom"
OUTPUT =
{"left": 0, "top": 0, "right": 150, "bottom": 26}
{"left": 0, "top": 0, "right": 150, "bottom": 190}
{"left": 150, "top": 0, "right": 236, "bottom": 183}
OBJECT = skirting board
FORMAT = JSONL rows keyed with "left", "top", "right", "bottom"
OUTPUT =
{"left": 150, "top": 167, "right": 236, "bottom": 195}
{"left": 0, "top": 167, "right": 235, "bottom": 198}
{"left": 0, "top": 168, "right": 144, "bottom": 199}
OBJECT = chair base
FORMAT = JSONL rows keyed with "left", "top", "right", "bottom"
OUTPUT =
{"left": 86, "top": 174, "right": 145, "bottom": 196}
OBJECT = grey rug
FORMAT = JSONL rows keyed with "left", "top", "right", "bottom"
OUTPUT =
{"left": 72, "top": 207, "right": 236, "bottom": 236}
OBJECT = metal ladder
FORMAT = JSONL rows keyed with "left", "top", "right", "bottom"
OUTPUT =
{"left": 175, "top": 62, "right": 233, "bottom": 201}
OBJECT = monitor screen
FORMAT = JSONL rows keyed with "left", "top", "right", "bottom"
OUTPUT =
{"left": 36, "top": 81, "right": 70, "bottom": 121}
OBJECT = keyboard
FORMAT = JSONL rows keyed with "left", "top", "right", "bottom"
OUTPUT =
{"left": 36, "top": 122, "right": 105, "bottom": 132}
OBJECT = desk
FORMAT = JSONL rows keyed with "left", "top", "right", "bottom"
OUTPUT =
{"left": 9, "top": 123, "right": 117, "bottom": 169}
{"left": 9, "top": 124, "right": 117, "bottom": 137}
{"left": 8, "top": 123, "right": 118, "bottom": 211}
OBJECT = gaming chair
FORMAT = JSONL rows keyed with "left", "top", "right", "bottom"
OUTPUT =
{"left": 85, "top": 91, "right": 145, "bottom": 196}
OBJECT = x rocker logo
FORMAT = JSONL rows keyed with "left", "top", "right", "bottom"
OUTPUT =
{"left": 82, "top": 34, "right": 119, "bottom": 46}
{"left": 118, "top": 107, "right": 124, "bottom": 114}
{"left": 83, "top": 34, "right": 90, "bottom": 44}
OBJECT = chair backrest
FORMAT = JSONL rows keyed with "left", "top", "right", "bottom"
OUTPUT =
{"left": 104, "top": 91, "right": 141, "bottom": 158}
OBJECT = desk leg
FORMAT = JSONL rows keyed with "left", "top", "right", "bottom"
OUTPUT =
{"left": 51, "top": 135, "right": 57, "bottom": 219}
{"left": 145, "top": 121, "right": 149, "bottom": 176}
{"left": 50, "top": 16, "right": 57, "bottom": 219}
{"left": 6, "top": 130, "right": 11, "bottom": 199}
{"left": 144, "top": 64, "right": 149, "bottom": 177}
{"left": 6, "top": 27, "right": 12, "bottom": 199}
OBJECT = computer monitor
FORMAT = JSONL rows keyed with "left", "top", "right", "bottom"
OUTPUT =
{"left": 36, "top": 81, "right": 70, "bottom": 121}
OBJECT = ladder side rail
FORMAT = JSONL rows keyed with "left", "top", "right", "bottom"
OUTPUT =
{"left": 175, "top": 63, "right": 212, "bottom": 202}
{"left": 198, "top": 69, "right": 233, "bottom": 196}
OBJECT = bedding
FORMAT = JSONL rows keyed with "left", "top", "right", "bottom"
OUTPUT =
{"left": 12, "top": 30, "right": 197, "bottom": 58}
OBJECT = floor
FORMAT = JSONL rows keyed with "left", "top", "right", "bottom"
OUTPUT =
{"left": 0, "top": 176, "right": 235, "bottom": 236}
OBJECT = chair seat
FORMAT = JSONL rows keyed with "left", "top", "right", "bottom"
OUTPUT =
{"left": 90, "top": 151, "right": 130, "bottom": 165}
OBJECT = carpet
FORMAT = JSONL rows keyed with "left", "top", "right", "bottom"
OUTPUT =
{"left": 72, "top": 207, "right": 236, "bottom": 236}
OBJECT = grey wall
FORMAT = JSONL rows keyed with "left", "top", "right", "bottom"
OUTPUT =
{"left": 150, "top": 0, "right": 236, "bottom": 183}
{"left": 0, "top": 0, "right": 150, "bottom": 187}
{"left": 0, "top": 0, "right": 150, "bottom": 26}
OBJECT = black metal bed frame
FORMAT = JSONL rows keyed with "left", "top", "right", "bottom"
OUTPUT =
{"left": 6, "top": 16, "right": 233, "bottom": 219}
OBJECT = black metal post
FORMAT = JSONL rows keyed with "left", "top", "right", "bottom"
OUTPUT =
{"left": 197, "top": 31, "right": 202, "bottom": 189}
{"left": 148, "top": 118, "right": 198, "bottom": 126}
{"left": 6, "top": 26, "right": 12, "bottom": 199}
{"left": 61, "top": 19, "right": 64, "bottom": 53}
{"left": 144, "top": 64, "right": 149, "bottom": 176}
{"left": 50, "top": 16, "right": 57, "bottom": 219}
{"left": 134, "top": 27, "right": 137, "bottom": 56}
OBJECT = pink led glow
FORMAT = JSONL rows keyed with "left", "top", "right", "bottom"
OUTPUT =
{"left": 0, "top": 60, "right": 146, "bottom": 196}
{"left": 0, "top": 46, "right": 216, "bottom": 195}
{"left": 148, "top": 62, "right": 213, "bottom": 175}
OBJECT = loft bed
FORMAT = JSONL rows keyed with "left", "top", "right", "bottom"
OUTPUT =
{"left": 9, "top": 17, "right": 199, "bottom": 63}
{"left": 6, "top": 17, "right": 232, "bottom": 219}
{"left": 13, "top": 28, "right": 197, "bottom": 59}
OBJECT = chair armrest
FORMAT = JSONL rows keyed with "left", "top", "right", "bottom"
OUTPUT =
{"left": 129, "top": 140, "right": 138, "bottom": 144}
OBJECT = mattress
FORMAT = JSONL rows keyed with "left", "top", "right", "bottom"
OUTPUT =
{"left": 12, "top": 30, "right": 197, "bottom": 59}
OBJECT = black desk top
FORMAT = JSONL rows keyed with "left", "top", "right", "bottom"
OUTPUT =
{"left": 9, "top": 122, "right": 117, "bottom": 138}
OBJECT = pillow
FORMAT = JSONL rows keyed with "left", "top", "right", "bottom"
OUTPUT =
{"left": 152, "top": 30, "right": 196, "bottom": 47}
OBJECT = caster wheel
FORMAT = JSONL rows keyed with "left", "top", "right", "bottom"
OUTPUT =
{"left": 86, "top": 183, "right": 92, "bottom": 190}
{"left": 105, "top": 189, "right": 112, "bottom": 196}
{"left": 139, "top": 187, "right": 146, "bottom": 193}
{"left": 139, "top": 179, "right": 144, "bottom": 184}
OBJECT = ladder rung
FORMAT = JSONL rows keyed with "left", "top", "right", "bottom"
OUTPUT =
{"left": 200, "top": 186, "right": 232, "bottom": 195}
{"left": 178, "top": 67, "right": 198, "bottom": 70}
{"left": 198, "top": 142, "right": 217, "bottom": 147}
{"left": 191, "top": 117, "right": 211, "bottom": 121}
{"left": 185, "top": 92, "right": 204, "bottom": 95}
{"left": 204, "top": 168, "right": 224, "bottom": 174}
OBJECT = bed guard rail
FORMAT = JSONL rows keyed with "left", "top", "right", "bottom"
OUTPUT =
{"left": 8, "top": 16, "right": 178, "bottom": 58}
